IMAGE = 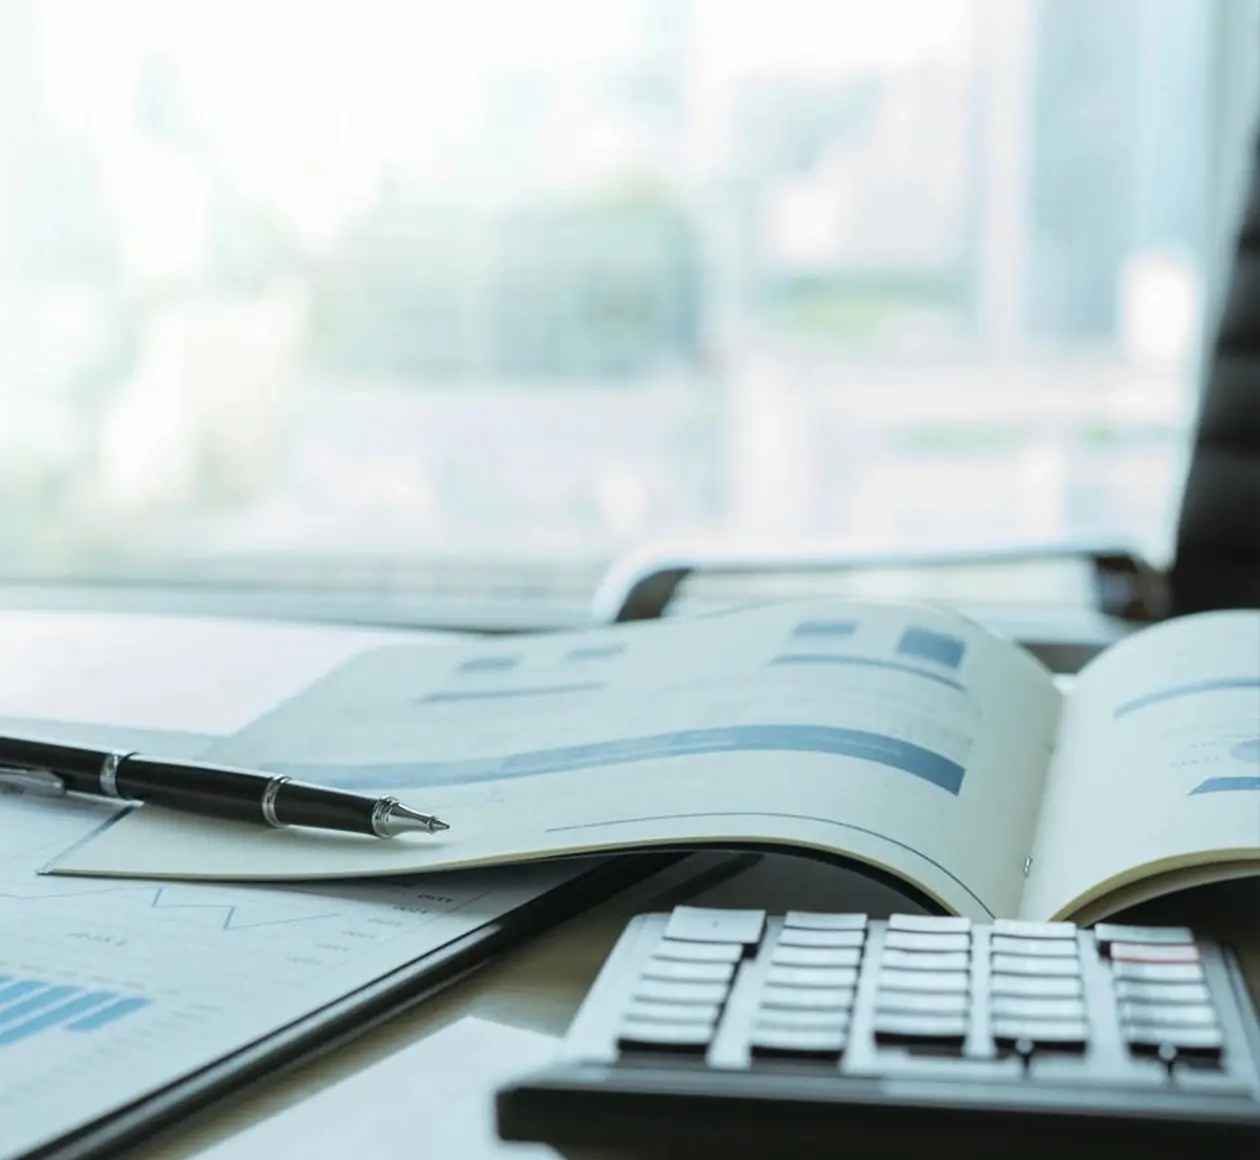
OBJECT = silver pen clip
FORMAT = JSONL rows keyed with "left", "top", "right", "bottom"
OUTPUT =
{"left": 0, "top": 767, "right": 68, "bottom": 797}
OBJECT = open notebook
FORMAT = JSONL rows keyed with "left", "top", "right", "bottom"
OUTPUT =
{"left": 49, "top": 601, "right": 1260, "bottom": 925}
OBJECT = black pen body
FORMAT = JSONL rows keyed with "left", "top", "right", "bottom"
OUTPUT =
{"left": 117, "top": 757, "right": 383, "bottom": 835}
{"left": 0, "top": 735, "right": 108, "bottom": 788}
{"left": 0, "top": 736, "right": 388, "bottom": 836}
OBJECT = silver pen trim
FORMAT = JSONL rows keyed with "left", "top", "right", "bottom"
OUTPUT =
{"left": 99, "top": 752, "right": 132, "bottom": 799}
{"left": 260, "top": 775, "right": 292, "bottom": 828}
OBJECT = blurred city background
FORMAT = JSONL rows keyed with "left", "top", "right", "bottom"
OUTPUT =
{"left": 0, "top": 0, "right": 1250, "bottom": 600}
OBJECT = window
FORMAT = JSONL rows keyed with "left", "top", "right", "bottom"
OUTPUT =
{"left": 0, "top": 0, "right": 1249, "bottom": 602}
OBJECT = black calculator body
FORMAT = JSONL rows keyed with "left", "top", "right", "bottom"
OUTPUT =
{"left": 497, "top": 908, "right": 1260, "bottom": 1158}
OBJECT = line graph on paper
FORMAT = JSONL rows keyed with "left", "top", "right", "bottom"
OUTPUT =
{"left": 0, "top": 793, "right": 485, "bottom": 994}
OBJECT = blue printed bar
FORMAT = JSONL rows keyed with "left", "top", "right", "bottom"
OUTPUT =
{"left": 455, "top": 655, "right": 521, "bottom": 673}
{"left": 0, "top": 986, "right": 79, "bottom": 1028}
{"left": 791, "top": 619, "right": 858, "bottom": 637}
{"left": 0, "top": 980, "right": 43, "bottom": 1006}
{"left": 1191, "top": 777, "right": 1260, "bottom": 795}
{"left": 771, "top": 654, "right": 964, "bottom": 692}
{"left": 895, "top": 627, "right": 966, "bottom": 669}
{"left": 0, "top": 991, "right": 118, "bottom": 1048}
{"left": 1114, "top": 677, "right": 1260, "bottom": 719}
{"left": 66, "top": 996, "right": 151, "bottom": 1032}
{"left": 277, "top": 723, "right": 968, "bottom": 795}
{"left": 419, "top": 682, "right": 602, "bottom": 704}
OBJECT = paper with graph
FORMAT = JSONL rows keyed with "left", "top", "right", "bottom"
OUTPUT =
{"left": 0, "top": 788, "right": 590, "bottom": 1160}
{"left": 51, "top": 601, "right": 1260, "bottom": 924}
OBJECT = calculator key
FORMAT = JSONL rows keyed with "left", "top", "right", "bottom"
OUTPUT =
{"left": 1114, "top": 979, "right": 1211, "bottom": 1005}
{"left": 1109, "top": 942, "right": 1200, "bottom": 964}
{"left": 991, "top": 919, "right": 1076, "bottom": 940}
{"left": 882, "top": 949, "right": 970, "bottom": 972}
{"left": 991, "top": 954, "right": 1081, "bottom": 978}
{"left": 784, "top": 912, "right": 868, "bottom": 932}
{"left": 753, "top": 1008, "right": 850, "bottom": 1031}
{"left": 989, "top": 974, "right": 1082, "bottom": 999}
{"left": 664, "top": 906, "right": 766, "bottom": 946}
{"left": 766, "top": 965, "right": 859, "bottom": 989}
{"left": 989, "top": 936, "right": 1078, "bottom": 958}
{"left": 772, "top": 945, "right": 862, "bottom": 969}
{"left": 625, "top": 999, "right": 722, "bottom": 1025}
{"left": 883, "top": 930, "right": 971, "bottom": 953}
{"left": 1112, "top": 961, "right": 1204, "bottom": 984}
{"left": 751, "top": 1026, "right": 847, "bottom": 1058}
{"left": 1125, "top": 1022, "right": 1224, "bottom": 1056}
{"left": 641, "top": 958, "right": 736, "bottom": 985}
{"left": 1095, "top": 923, "right": 1194, "bottom": 949}
{"left": 992, "top": 1019, "right": 1088, "bottom": 1049}
{"left": 878, "top": 969, "right": 970, "bottom": 994}
{"left": 888, "top": 915, "right": 971, "bottom": 935}
{"left": 760, "top": 985, "right": 852, "bottom": 1011}
{"left": 776, "top": 928, "right": 866, "bottom": 950}
{"left": 652, "top": 940, "right": 744, "bottom": 965}
{"left": 876, "top": 990, "right": 969, "bottom": 1017}
{"left": 1120, "top": 1001, "right": 1218, "bottom": 1028}
{"left": 874, "top": 1013, "right": 968, "bottom": 1044}
{"left": 618, "top": 1019, "right": 714, "bottom": 1051}
{"left": 990, "top": 996, "right": 1086, "bottom": 1021}
{"left": 633, "top": 978, "right": 730, "bottom": 1006}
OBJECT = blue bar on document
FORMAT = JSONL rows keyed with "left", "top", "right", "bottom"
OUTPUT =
{"left": 66, "top": 996, "right": 151, "bottom": 1032}
{"left": 0, "top": 991, "right": 119, "bottom": 1047}
{"left": 0, "top": 980, "right": 45, "bottom": 1006}
{"left": 0, "top": 985, "right": 80, "bottom": 1027}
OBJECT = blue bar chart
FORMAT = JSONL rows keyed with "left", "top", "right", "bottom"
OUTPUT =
{"left": 0, "top": 974, "right": 149, "bottom": 1048}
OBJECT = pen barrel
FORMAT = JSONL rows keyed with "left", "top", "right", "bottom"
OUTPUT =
{"left": 115, "top": 759, "right": 279, "bottom": 826}
{"left": 116, "top": 757, "right": 382, "bottom": 835}
{"left": 271, "top": 781, "right": 380, "bottom": 836}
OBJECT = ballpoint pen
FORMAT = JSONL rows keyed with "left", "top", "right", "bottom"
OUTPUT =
{"left": 0, "top": 734, "right": 449, "bottom": 838}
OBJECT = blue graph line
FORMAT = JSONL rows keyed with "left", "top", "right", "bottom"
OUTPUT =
{"left": 770, "top": 653, "right": 965, "bottom": 692}
{"left": 1114, "top": 677, "right": 1260, "bottom": 719}
{"left": 791, "top": 619, "right": 858, "bottom": 637}
{"left": 1191, "top": 777, "right": 1260, "bottom": 795}
{"left": 0, "top": 885, "right": 336, "bottom": 931}
{"left": 896, "top": 627, "right": 966, "bottom": 669}
{"left": 417, "top": 681, "right": 603, "bottom": 704}
{"left": 270, "top": 723, "right": 967, "bottom": 795}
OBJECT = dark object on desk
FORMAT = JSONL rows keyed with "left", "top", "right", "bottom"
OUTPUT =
{"left": 497, "top": 908, "right": 1260, "bottom": 1159}
{"left": 1172, "top": 83, "right": 1260, "bottom": 616}
{"left": 0, "top": 734, "right": 447, "bottom": 838}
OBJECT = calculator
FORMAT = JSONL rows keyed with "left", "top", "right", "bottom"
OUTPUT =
{"left": 496, "top": 908, "right": 1260, "bottom": 1158}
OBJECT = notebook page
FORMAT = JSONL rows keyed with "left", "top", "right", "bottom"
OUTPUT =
{"left": 1021, "top": 610, "right": 1260, "bottom": 922}
{"left": 53, "top": 601, "right": 1061, "bottom": 921}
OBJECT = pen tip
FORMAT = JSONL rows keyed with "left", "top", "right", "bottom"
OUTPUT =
{"left": 377, "top": 801, "right": 450, "bottom": 837}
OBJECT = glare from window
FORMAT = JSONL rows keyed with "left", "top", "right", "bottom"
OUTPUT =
{"left": 0, "top": 0, "right": 1211, "bottom": 593}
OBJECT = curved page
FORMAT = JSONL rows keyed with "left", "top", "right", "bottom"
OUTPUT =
{"left": 51, "top": 601, "right": 1060, "bottom": 920}
{"left": 1022, "top": 609, "right": 1260, "bottom": 921}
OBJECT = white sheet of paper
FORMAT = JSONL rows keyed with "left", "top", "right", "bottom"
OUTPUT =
{"left": 0, "top": 775, "right": 591, "bottom": 1160}
{"left": 189, "top": 1017, "right": 556, "bottom": 1160}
